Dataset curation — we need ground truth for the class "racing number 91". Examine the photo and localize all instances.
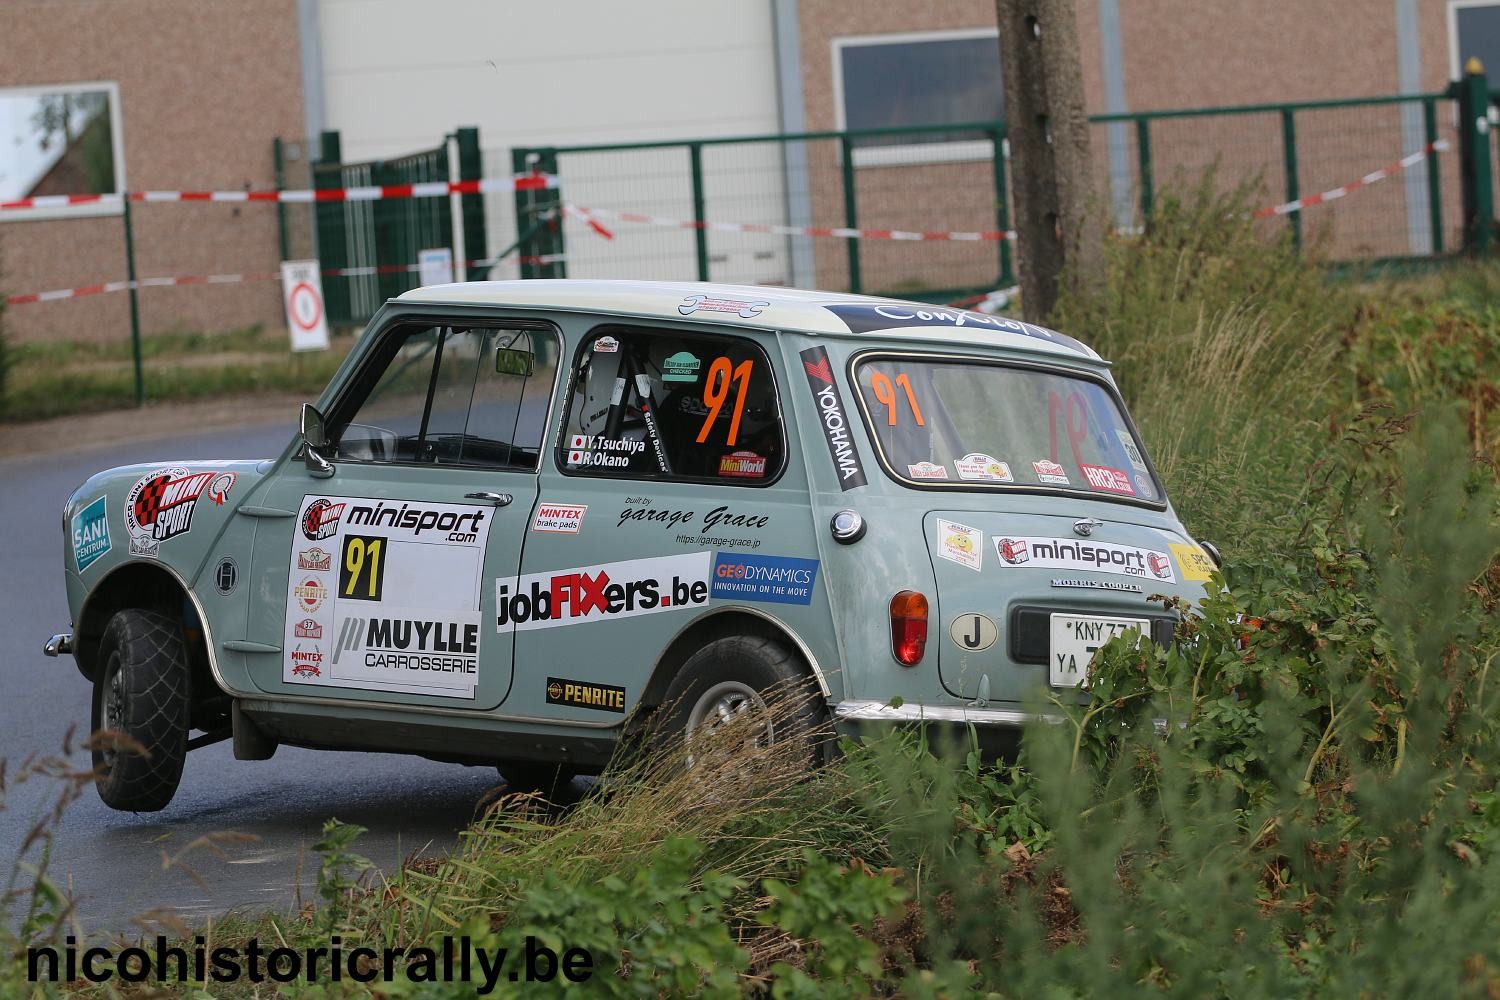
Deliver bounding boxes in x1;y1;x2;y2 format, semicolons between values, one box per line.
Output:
340;535;386;602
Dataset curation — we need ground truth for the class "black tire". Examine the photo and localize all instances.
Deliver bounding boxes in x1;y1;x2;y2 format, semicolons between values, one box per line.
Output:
495;760;576;796
90;609;190;812
659;635;826;768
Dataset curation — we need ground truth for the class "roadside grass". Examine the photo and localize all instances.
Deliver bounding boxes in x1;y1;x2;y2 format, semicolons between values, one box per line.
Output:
0;326;356;422
5;187;1500;995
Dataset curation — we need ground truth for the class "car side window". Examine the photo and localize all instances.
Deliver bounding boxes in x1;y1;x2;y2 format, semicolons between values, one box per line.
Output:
332;323;559;471
558;326;785;483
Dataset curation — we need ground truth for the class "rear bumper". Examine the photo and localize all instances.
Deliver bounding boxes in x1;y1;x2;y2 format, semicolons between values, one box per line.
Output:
42;633;73;657
833;699;1061;727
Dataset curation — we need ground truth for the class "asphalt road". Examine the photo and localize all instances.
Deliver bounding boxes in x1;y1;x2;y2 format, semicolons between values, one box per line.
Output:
1;416;524;936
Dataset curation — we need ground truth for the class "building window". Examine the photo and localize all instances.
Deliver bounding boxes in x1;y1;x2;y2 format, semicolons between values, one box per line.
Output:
1449;1;1500;78
0;82;124;220
833;29;1003;165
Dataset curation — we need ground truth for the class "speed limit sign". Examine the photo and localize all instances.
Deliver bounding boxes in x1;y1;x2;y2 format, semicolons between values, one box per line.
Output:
280;260;331;352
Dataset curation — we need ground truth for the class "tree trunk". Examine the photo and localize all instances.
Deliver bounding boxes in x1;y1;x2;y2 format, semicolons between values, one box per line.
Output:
995;0;1104;322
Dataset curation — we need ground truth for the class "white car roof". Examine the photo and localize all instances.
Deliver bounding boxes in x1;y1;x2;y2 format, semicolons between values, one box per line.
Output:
396;279;1102;362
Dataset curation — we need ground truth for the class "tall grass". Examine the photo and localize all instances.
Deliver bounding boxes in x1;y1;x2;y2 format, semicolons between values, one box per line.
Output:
1051;177;1353;552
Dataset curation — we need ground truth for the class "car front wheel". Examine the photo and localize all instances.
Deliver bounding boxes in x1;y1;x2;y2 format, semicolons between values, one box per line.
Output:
90;609;190;812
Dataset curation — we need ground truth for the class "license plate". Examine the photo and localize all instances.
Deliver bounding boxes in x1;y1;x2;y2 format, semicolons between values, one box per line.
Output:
1049;613;1151;688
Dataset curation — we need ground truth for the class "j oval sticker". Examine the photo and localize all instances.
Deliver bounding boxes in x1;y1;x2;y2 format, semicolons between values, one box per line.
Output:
949;613;998;652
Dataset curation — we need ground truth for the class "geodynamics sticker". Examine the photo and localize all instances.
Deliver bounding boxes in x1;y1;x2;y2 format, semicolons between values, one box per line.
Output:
710;553;820;605
993;535;1176;583
496;551;711;632
284;495;492;699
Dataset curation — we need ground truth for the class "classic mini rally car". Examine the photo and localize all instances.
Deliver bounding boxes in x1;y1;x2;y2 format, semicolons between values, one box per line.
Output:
47;280;1222;811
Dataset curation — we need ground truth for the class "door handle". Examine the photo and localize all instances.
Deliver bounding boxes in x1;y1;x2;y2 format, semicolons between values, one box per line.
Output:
464;491;514;507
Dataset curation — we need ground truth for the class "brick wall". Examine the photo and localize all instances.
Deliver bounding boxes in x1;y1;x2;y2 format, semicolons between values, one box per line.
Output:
1;0;305;344
795;0;1464;289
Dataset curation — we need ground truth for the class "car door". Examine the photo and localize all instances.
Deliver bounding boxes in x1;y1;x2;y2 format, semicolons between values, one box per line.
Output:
244;318;561;712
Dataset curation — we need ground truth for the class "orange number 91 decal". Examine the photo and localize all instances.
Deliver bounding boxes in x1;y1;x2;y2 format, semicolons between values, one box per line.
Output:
696;357;754;446
870;371;926;427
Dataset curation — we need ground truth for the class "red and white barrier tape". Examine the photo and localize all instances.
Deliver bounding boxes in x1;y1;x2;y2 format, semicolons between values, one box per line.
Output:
566;204;1011;242
0;173;556;213
2;142;1449;307
3;252;567;308
1252;140;1448;219
567;141;1449;243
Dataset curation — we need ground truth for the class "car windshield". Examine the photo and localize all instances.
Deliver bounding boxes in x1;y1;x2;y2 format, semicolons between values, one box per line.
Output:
852;355;1161;502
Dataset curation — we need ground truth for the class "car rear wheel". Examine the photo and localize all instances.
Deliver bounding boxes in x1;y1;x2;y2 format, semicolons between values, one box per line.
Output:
90;609;190;812
660;635;826;769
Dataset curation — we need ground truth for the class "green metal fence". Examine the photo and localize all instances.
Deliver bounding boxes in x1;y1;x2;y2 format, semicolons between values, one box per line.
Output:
503;91;1465;300
293;128;487;325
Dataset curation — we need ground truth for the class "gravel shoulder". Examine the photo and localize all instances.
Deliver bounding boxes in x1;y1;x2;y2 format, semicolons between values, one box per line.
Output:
0;394;308;460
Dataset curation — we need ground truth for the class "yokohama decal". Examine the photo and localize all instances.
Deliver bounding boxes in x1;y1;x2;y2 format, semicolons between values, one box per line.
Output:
799;346;867;490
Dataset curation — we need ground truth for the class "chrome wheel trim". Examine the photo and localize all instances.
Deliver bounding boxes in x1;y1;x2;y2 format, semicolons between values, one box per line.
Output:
683;681;774;766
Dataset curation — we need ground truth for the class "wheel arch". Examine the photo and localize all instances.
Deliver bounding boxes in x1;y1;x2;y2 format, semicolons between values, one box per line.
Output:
75;561;212;689
637;607;831;713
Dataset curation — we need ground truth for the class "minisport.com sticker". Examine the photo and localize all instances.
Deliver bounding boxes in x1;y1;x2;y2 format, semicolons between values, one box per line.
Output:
992;535;1176;583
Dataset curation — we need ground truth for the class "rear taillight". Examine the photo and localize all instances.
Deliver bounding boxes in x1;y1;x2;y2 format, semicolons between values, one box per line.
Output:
890;590;929;666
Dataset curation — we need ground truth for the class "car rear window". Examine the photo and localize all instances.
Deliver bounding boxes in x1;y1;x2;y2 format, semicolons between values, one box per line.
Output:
852;354;1161;502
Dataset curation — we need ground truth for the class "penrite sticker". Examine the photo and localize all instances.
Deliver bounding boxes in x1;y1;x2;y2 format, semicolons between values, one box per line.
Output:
496;551;711;632
294;577;328;612
711;552;820;605
71;496;111;573
936;519;983;571
123;467;222;557
800;346;867;490
532;503;588;534
546;676;627;713
994;535;1176;583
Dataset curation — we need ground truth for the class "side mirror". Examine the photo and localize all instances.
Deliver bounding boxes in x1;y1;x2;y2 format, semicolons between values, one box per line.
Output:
495;347;535;377
300;403;335;479
301;403;328;448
